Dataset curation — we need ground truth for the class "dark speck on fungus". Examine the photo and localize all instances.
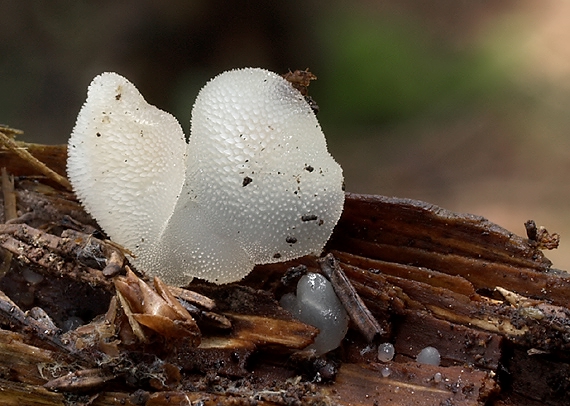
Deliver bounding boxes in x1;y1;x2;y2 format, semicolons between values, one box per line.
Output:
242;176;253;187
301;214;318;222
286;236;298;244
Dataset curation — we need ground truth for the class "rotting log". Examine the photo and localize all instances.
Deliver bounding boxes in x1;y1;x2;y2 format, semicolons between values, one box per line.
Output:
325;363;497;406
1;137;570;405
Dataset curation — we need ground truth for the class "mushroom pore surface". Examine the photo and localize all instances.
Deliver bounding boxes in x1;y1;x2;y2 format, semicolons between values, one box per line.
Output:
67;68;345;285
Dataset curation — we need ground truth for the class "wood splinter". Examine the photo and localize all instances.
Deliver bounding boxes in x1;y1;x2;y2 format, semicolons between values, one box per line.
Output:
524;219;560;250
319;253;384;342
0;128;72;190
1;167;17;276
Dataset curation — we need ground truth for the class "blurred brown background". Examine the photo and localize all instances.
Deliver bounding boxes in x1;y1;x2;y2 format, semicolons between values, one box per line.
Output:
2;1;570;269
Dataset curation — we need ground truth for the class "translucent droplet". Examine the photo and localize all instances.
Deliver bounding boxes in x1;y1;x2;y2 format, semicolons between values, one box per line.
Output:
377;342;395;362
416;346;441;366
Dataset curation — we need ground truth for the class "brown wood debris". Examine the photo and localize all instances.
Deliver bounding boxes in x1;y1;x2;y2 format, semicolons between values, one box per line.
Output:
282;68;317;95
282;69;319;113
0;126;70;190
319;253;384;342
326;362;497;406
1;136;570;405
525;219;561;250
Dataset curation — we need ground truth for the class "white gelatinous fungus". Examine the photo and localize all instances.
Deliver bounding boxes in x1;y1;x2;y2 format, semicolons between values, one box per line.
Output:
280;272;349;355
68;68;344;285
416;346;441;366
377;342;395;362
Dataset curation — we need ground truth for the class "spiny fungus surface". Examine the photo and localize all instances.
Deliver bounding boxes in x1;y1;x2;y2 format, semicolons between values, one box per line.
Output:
68;68;344;285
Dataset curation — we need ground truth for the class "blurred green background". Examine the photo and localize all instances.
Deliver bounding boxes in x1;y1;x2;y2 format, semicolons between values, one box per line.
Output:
2;1;570;269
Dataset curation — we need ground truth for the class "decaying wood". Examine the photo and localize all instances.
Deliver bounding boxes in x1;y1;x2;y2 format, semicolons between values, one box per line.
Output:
1;168;16;221
329;194;570;305
0;223;115;291
1;167;17;276
0;127;71;190
0;289;81;359
0;379;65;406
1;138;570;405
525;219;560;250
326;362;497;406
282;68;317;96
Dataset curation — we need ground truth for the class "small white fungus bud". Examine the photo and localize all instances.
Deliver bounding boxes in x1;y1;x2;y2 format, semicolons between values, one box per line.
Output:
416;346;441;366
280;272;349;355
377;342;395;362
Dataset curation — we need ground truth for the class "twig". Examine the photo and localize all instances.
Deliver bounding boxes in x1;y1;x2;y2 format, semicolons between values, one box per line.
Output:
1;168;17;220
43;368;116;392
0;128;72;190
0;224;114;291
1;168;17;276
319;253;384;342
0;288;87;363
524;219;560;250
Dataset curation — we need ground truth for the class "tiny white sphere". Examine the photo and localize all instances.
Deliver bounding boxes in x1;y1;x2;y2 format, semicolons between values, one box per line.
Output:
377;342;395;362
381;367;391;378
416;346;441;366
